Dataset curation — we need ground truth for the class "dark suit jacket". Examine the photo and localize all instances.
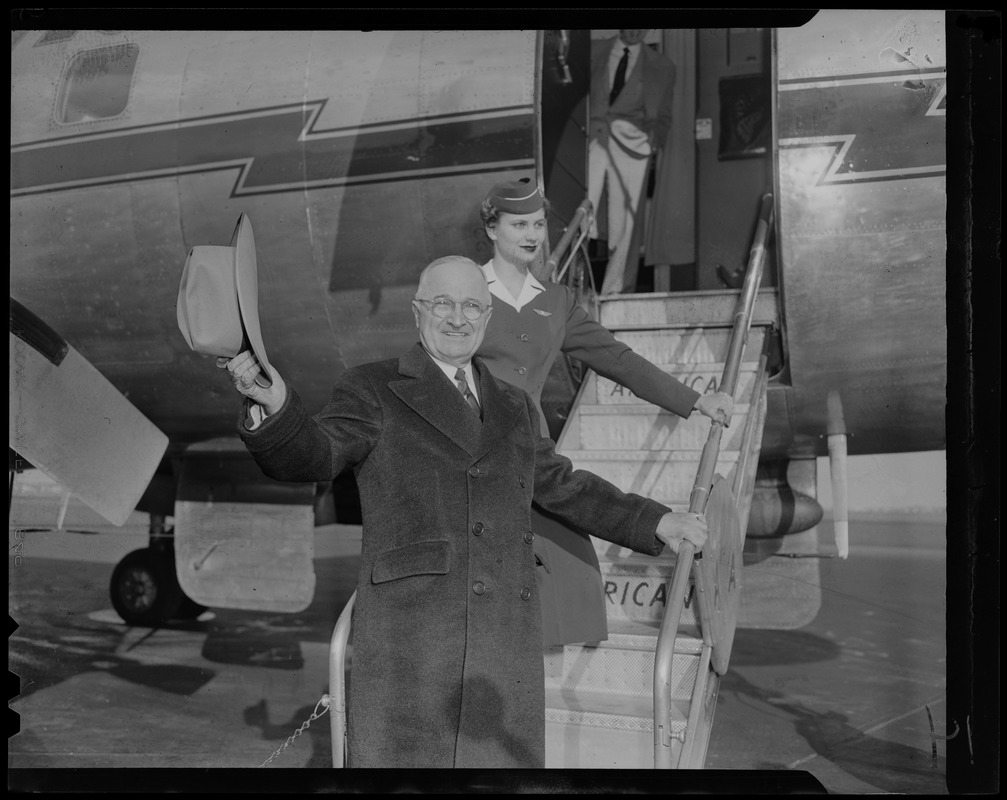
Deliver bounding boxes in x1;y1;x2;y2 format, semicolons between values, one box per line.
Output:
590;36;676;148
238;343;668;768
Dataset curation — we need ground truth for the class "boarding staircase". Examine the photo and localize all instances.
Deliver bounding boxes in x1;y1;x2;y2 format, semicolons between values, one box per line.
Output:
542;194;778;768
328;195;779;769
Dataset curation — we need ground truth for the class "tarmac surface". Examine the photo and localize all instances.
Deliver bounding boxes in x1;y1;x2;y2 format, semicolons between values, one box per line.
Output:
9;478;948;793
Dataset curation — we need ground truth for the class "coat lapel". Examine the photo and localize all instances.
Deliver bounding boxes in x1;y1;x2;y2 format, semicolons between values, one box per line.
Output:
472;357;525;462
389;344;482;456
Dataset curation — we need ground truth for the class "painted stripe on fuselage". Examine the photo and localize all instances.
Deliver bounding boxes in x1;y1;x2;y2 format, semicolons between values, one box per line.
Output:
778;70;946;185
10;101;536;197
778;67;947;92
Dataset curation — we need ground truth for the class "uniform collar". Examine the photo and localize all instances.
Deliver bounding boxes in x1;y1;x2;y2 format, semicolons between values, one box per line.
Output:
482;261;546;312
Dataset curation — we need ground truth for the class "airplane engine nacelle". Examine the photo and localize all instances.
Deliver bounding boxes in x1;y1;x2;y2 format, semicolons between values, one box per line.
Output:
746;486;824;538
744;460;824;538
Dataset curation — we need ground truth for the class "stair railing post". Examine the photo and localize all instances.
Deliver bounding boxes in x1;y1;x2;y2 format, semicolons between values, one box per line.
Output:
329;590;356;768
652;193;774;769
538;199;594;284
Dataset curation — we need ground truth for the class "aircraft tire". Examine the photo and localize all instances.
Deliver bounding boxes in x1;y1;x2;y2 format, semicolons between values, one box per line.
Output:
109;548;183;626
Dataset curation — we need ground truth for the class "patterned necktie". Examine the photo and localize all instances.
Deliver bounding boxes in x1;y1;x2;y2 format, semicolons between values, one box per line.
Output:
610;47;630;106
455;368;480;416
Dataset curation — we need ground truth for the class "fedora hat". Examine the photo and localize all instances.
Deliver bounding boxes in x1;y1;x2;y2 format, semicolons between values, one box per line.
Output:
177;213;273;387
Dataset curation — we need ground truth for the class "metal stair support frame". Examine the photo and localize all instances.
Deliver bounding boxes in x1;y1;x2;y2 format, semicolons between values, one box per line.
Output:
653;193;775;768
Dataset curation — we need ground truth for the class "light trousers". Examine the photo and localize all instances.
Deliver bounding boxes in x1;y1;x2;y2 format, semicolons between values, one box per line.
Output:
588;133;651;294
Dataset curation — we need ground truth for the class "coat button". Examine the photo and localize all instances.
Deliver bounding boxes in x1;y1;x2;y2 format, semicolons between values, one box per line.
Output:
468;466;480;478
472;522;484;536
473;581;486;595
524;530;534;544
520;587;531;601
517;367;527;375
519;333;529;342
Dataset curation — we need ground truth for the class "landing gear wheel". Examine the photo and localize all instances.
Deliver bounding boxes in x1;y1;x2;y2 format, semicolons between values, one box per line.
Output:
109;548;183;626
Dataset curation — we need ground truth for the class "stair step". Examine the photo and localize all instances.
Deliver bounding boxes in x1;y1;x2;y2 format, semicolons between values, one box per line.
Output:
591;367;758;406
545;635;702;700
604;616;662;641
559;450;739;500
597;288;780;330
545;688;680;769
577;403;752;416
545;714;668;769
598;329;762;367
571;404;753;452
542;622;700;654
545;687;690;729
600;620;703;654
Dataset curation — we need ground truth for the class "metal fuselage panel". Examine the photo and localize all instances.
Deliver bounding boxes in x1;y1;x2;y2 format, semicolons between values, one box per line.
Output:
767;11;947;458
11;30;539;447
12;24;948;463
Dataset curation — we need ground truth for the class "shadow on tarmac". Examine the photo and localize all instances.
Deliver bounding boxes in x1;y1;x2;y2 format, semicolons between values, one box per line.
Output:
721;669;946;793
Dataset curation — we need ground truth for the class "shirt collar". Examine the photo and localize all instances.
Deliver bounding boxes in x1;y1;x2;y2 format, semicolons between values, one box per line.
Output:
423;348;478;397
482;261;546;312
614;40;643;59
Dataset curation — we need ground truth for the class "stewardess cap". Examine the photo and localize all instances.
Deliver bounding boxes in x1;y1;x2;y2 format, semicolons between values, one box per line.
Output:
485;176;544;214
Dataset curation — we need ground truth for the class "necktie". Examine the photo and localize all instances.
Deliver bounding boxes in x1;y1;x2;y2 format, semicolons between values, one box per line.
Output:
610;47;629;106
455;368;480;416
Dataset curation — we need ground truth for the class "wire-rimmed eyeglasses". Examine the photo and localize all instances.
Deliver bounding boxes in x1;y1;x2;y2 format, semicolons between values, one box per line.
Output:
415;298;490;321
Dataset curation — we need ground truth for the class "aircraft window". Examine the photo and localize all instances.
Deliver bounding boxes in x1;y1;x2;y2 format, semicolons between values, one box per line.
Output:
36;30;77;45
56;43;138;124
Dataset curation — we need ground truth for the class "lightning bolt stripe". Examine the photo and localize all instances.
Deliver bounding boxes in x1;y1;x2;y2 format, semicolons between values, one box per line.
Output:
10;100;536;198
778;72;945;185
780;135;946;185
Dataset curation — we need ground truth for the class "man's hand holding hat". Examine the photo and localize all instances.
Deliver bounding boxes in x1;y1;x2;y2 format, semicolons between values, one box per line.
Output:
220;350;287;416
177;213;274;388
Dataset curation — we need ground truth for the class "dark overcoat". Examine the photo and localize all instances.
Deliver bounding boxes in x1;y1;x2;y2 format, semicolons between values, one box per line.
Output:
239;343;668;768
478;277;699;645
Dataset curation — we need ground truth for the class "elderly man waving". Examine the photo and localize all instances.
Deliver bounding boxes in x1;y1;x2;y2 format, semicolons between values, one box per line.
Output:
222;255;707;769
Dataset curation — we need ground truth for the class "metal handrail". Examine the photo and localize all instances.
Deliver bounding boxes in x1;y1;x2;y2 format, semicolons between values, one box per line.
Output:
329;590;356;768
731;348;771;539
652;192;775;769
537;199;594;285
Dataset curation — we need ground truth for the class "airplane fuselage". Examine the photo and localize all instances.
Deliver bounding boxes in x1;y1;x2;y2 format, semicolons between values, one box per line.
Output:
12;30;545;450
11;21;947;464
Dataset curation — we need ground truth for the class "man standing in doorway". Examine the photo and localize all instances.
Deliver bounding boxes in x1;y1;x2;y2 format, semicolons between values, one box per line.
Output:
588;29;676;295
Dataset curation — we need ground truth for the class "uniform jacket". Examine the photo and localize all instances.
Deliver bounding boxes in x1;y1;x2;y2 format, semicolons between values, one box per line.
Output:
238;343;669;768
478;278;699;431
589;36;676;149
478;277;699;645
